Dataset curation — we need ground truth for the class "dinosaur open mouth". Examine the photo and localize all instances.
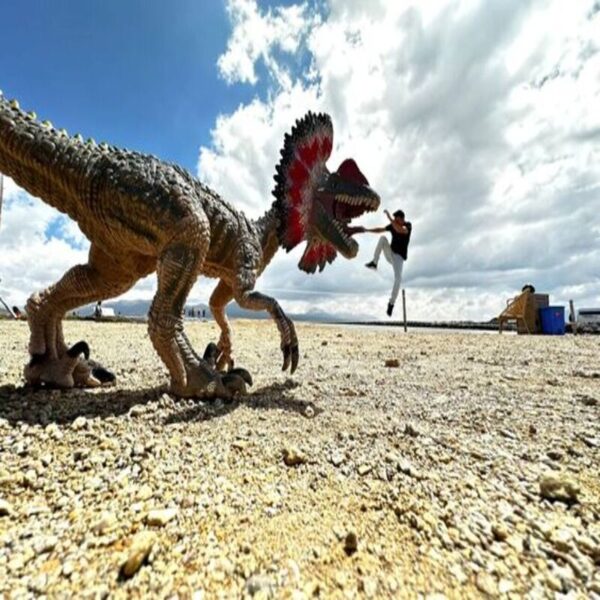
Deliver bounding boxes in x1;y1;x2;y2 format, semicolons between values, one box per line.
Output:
333;194;379;234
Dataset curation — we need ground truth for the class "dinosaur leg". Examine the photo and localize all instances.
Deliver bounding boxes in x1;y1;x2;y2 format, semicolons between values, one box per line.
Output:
24;246;141;388
149;240;248;399
209;280;235;370
205;279;253;386
234;275;299;374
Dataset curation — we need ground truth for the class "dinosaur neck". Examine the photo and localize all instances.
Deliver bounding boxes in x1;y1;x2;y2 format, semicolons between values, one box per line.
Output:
255;202;285;267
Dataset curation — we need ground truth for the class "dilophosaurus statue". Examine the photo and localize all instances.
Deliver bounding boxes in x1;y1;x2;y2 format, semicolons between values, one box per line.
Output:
0;92;379;398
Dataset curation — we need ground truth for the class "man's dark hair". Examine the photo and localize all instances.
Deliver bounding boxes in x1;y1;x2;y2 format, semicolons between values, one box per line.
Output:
393;209;405;219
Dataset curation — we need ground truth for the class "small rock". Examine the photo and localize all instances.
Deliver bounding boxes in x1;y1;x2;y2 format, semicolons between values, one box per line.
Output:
550;528;574;552
344;531;358;555
33;536;58;555
121;531;156;577
577;394;598;406
492;523;509;542
449;563;468;584
128;405;147;417
499;428;517;440
545;573;563;592
397;459;421;478
330;451;345;467
539;473;580;503
23;469;38;489
91;512;118;535
404;423;420;437
73;448;89;462
576;535;600;562
40;454;53;467
357;464;372;476
384;358;400;368
361;576;378;597
588;581;600;595
475;572;498;596
498;579;514;594
62;560;76;577
0;499;14;516
71;416;88;431
546;449;563;461
244;574;273;597
146;508;178;527
283;447;307;467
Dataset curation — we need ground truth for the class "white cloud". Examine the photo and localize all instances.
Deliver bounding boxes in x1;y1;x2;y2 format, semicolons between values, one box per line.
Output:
0;180;157;308
0;180;90;306
217;0;319;87
197;0;600;321
2;1;599;324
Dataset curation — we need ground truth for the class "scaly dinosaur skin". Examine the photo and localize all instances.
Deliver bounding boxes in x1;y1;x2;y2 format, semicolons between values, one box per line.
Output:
0;92;379;398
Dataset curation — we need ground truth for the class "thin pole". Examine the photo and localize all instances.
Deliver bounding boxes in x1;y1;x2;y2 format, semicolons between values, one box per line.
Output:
569;299;577;334
402;288;407;332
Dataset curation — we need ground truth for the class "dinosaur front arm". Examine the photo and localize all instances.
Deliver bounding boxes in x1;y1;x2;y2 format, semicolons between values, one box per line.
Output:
233;270;299;373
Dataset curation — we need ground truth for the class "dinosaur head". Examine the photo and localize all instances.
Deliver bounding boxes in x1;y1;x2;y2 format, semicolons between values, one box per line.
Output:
272;112;380;273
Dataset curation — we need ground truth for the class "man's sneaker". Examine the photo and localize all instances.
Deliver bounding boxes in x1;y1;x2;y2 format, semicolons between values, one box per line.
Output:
365;261;377;270
387;302;394;317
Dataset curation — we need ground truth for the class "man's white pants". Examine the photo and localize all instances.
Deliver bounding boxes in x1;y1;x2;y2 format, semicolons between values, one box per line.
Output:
373;236;404;305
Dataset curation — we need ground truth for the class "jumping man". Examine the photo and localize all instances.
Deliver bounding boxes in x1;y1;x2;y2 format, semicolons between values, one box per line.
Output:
364;209;412;317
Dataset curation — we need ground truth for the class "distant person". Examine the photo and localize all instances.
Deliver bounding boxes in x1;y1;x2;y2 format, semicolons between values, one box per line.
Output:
93;301;103;319
364;209;412;317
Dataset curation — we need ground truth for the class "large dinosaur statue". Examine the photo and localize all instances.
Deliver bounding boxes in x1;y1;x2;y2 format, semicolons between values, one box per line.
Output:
0;92;379;398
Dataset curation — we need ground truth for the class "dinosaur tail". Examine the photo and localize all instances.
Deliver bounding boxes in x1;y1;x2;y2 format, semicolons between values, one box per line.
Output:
0;91;95;219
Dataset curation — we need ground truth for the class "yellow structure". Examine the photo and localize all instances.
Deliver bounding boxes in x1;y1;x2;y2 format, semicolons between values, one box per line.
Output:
498;290;538;334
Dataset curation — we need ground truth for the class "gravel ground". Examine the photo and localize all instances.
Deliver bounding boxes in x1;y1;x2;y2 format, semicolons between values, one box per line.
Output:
0;319;599;599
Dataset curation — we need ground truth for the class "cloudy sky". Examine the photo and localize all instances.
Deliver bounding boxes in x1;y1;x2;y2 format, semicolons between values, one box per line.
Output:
1;0;599;321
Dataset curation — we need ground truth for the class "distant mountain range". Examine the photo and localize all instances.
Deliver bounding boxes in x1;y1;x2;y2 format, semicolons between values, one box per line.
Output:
72;299;348;323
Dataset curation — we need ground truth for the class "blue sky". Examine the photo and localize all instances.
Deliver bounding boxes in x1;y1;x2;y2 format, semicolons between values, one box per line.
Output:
1;1;599;321
1;0;256;170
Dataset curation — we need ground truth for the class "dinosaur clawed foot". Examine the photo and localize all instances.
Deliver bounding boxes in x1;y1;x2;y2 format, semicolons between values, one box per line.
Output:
169;344;252;400
169;343;252;400
203;342;253;387
282;343;299;374
24;340;117;389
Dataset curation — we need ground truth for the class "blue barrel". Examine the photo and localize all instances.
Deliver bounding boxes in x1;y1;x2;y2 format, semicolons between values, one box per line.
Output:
539;306;565;335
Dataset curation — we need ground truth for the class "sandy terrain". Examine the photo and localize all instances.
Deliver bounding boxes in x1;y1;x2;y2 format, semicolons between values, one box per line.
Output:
0;319;599;599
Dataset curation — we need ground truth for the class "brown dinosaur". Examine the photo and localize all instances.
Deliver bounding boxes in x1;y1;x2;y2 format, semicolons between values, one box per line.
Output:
0;92;380;398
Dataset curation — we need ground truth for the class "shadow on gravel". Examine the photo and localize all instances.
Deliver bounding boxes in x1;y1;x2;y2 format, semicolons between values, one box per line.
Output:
0;383;164;426
163;379;323;425
0;379;322;427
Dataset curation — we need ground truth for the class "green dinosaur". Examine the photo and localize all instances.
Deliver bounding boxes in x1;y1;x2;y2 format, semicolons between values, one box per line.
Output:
0;92;379;398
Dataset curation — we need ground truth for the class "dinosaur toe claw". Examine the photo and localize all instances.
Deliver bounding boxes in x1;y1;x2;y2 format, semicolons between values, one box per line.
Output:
290;344;299;374
221;372;247;396
282;345;291;371
228;367;253;386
